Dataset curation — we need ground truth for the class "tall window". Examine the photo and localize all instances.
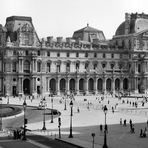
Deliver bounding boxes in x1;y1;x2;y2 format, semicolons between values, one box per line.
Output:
12;61;17;72
76;52;79;57
94;53;97;58
76;63;79;70
85;63;88;69
24;60;30;73
57;52;60;57
37;61;41;72
94;63;97;69
66;63;70;72
38;50;40;56
67;52;69;57
138;64;141;73
57;65;60;72
26;50;28;56
111;53;114;58
47;51;50;57
85;52;88;57
47;63;51;72
103;53;106;58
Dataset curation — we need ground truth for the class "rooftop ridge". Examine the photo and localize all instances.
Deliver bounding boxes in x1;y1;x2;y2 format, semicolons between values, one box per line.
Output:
6;16;32;22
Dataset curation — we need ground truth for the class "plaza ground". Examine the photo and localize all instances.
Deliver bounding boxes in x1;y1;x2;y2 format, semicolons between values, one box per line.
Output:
1;94;148;148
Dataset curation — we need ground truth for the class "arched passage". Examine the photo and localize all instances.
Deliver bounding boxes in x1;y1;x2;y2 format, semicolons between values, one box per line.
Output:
115;78;120;91
97;78;103;92
69;78;75;92
79;78;84;93
23;78;30;95
123;78;128;90
50;78;56;93
60;78;66;93
106;78;111;92
88;78;94;92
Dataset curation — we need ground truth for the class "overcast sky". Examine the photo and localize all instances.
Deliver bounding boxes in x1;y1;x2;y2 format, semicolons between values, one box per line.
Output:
0;0;148;39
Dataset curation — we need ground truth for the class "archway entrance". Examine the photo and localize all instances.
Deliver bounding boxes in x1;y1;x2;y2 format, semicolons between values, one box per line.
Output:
88;78;94;93
115;78;120;91
79;78;84;93
50;78;56;94
69;79;75;93
12;86;17;96
97;78;103;92
106;78;111;92
60;78;66;93
23;79;30;95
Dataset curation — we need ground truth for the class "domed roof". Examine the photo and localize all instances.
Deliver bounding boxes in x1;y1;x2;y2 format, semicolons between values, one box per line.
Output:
72;24;106;42
115;13;148;36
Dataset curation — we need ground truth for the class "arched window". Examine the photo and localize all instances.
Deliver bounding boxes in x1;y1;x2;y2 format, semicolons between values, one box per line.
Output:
24;60;30;73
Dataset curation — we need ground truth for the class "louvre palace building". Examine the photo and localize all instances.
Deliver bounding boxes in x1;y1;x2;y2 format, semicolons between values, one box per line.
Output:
0;12;148;97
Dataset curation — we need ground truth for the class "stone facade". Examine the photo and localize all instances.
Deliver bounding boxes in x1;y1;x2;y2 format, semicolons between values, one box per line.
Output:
0;13;148;97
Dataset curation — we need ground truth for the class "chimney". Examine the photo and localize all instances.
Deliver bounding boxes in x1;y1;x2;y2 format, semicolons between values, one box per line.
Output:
47;36;53;43
125;13;131;35
66;37;72;43
57;37;63;43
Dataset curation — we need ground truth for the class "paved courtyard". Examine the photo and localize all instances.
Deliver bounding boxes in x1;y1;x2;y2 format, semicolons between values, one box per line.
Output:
1;94;148;148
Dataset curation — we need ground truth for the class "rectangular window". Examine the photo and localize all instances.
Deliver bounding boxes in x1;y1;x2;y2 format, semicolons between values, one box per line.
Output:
85;52;88;57
67;52;69;57
38;50;40;56
57;52;60;57
47;63;50;72
47;51;50;57
76;52;79;57
103;53;106;58
111;54;114;58
94;53;97;58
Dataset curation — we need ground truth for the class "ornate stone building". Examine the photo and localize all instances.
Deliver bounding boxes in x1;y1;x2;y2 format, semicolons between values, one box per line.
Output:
0;13;148;97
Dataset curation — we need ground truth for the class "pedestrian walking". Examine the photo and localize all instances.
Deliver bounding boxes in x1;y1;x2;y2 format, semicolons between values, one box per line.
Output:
123;119;127;126
120;118;122;125
140;129;143;137
112;106;114;113
77;107;80;113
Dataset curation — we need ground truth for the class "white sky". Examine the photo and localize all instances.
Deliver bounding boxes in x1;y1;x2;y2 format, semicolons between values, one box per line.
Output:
0;0;148;39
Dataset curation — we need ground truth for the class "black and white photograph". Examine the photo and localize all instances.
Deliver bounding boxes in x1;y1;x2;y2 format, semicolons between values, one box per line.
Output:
0;0;148;147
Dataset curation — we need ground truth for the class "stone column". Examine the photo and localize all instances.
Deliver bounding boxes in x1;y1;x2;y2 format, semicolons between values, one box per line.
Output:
94;78;97;94
18;77;23;95
56;77;60;95
76;77;79;95
66;78;70;94
85;77;88;95
134;77;138;93
103;77;106;94
112;77;115;95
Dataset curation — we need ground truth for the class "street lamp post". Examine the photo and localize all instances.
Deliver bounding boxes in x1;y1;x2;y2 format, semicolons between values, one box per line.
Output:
51;95;53;123
0;98;2;131
64;93;67;110
69;100;73;138
58;117;61;138
103;105;108;148
22;99;27;140
42;97;47;130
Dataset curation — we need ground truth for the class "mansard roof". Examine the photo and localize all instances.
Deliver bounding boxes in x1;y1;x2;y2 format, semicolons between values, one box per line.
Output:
72;24;106;42
115;13;148;36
